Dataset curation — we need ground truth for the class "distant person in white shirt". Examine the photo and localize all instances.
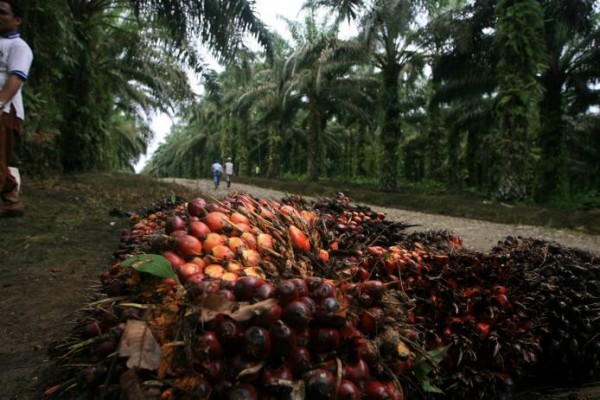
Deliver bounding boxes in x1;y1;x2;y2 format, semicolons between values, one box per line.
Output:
224;157;234;188
211;159;223;189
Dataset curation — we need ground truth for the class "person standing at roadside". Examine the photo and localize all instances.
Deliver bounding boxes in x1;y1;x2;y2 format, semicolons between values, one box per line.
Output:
0;0;33;218
211;159;223;189
224;157;234;188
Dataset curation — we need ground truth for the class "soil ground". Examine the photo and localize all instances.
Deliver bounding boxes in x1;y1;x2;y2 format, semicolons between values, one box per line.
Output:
0;173;598;400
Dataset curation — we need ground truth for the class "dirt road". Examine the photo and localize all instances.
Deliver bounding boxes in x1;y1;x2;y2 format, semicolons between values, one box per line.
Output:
167;178;600;253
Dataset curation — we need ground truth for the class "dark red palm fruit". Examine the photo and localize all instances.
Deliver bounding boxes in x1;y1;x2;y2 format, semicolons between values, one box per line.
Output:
195;280;221;295
361;280;385;302
304;369;336;399
316;296;345;328
359;307;385;337
295;327;311;348
287;346;312;377
217;289;236;302
227;383;258;400
339;318;362;342
384;381;404;400
354;337;379;367
255;282;276;300
337;379;361;400
254;303;282;328
212;380;234;399
191;378;212;399
310;327;341;354
270;320;297;357
243;326;272;361
311;281;338;301
364;380;387;400
229;354;261;383
261;362;294;389
300;295;317;315
165;215;186;234
216;318;244;350
188;198;208;217
305;277;324;292
205;357;225;381
233;276;266;301
290;278;309;298
342;358;370;384
195;331;223;360
274;280;300;305
282;300;313;329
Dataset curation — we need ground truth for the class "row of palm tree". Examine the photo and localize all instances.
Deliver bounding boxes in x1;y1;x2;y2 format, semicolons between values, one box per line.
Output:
17;1;599;205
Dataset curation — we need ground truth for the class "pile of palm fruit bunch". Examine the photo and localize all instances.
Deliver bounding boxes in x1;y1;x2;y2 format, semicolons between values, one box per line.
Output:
43;192;599;400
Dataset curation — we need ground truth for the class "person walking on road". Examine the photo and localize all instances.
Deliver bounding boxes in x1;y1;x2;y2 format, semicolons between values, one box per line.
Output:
211;159;223;189
224;157;234;188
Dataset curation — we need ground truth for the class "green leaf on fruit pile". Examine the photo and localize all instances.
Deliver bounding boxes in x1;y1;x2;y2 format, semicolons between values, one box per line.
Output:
414;345;449;394
122;254;179;282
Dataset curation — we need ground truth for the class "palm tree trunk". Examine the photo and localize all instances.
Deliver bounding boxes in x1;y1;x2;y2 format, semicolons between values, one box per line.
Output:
266;124;282;178
534;71;565;202
379;65;401;191
306;99;321;181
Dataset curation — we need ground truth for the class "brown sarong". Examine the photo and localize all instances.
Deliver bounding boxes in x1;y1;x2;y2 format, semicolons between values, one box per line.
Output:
0;106;23;194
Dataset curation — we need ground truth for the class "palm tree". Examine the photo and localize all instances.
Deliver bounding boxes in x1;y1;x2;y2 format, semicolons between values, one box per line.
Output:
533;0;599;202
494;0;546;201
285;6;368;181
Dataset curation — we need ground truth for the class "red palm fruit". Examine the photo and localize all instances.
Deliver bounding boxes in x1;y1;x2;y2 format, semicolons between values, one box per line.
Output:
240;232;257;250
189;256;206;269
279;204;298;216
287;346;311;377
274;280;299;305
188;221;211;239
337;379;361;400
165;215;186;234
178;262;201;280
243;326;271;361
300;295;317;315
230;212;250;225
220;272;239;286
162;251;185;272
204;211;231;233
241;249;261;266
305;369;336;399
203;264;225;279
187;198;208;217
318;249;330;262
211;245;235;261
233;276;265;301
227;236;247;255
203;232;227;253
195;331;223;360
289;225;311;252
226;261;244;274
177;234;203;257
311;327;341;354
364;380;388;400
343;358;370;384
282;300;312;329
270;320;297;356
217;289;236;301
256;233;274;254
305;276;323;292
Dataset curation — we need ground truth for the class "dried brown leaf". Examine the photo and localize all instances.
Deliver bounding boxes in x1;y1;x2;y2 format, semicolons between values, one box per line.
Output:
118;320;162;370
